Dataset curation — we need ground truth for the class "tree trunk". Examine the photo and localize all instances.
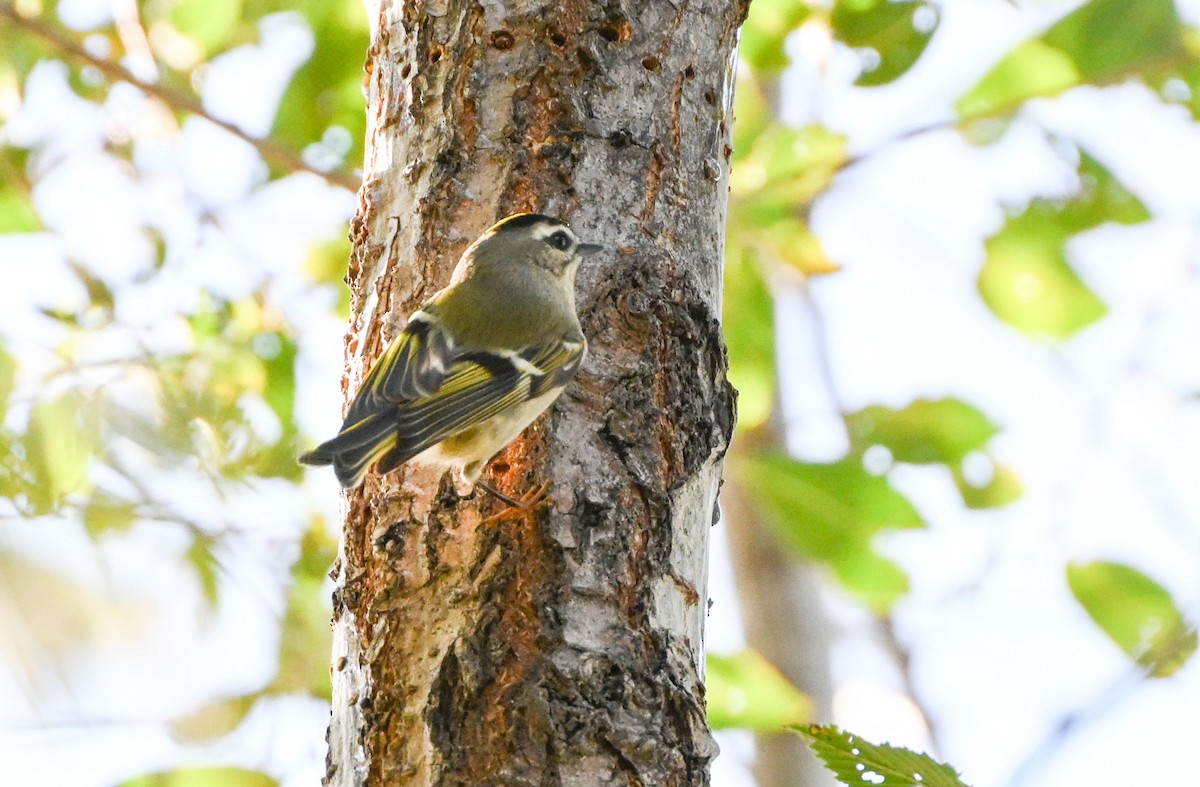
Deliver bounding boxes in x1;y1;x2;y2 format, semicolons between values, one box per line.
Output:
325;1;745;784
725;430;839;787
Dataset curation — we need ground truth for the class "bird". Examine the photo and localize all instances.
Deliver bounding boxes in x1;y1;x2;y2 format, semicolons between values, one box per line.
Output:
299;213;602;504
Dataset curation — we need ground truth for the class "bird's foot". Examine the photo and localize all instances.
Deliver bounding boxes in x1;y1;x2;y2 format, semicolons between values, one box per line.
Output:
477;480;552;522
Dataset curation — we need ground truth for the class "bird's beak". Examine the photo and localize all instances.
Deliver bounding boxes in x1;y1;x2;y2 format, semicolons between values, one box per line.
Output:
577;243;605;257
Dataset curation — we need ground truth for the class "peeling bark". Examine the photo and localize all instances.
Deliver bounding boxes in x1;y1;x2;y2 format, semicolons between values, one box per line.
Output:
325;1;746;784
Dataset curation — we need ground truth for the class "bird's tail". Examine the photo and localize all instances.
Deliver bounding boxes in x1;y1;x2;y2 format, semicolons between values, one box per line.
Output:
299;414;397;488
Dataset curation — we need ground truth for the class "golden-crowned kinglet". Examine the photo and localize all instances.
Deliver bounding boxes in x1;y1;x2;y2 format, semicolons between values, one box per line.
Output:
300;213;602;501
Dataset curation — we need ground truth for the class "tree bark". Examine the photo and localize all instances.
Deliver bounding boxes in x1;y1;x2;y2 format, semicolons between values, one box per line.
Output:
325;1;745;784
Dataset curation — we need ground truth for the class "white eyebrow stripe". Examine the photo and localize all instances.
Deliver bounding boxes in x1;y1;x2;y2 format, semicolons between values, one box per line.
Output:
530;222;575;242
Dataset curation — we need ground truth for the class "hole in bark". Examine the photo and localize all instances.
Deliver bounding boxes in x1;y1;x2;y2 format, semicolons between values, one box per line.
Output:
641;55;660;72
609;128;632;148
490;30;515;50
577;47;596;69
597;24;620;42
704;88;716;105
723;144;732;160
429;45;444;63
400;63;411;79
550;29;567;46
684;64;696;79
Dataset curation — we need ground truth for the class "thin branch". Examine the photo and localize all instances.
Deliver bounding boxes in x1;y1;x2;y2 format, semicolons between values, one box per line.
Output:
876;615;945;756
0;3;361;192
1003;668;1145;787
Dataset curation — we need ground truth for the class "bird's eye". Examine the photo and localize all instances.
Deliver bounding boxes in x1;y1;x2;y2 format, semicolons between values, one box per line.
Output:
547;230;571;251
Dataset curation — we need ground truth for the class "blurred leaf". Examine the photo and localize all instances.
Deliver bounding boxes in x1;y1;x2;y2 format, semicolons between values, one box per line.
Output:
82;494;139;537
122;766;277;787
1062;150;1151;229
760;216;839;275
730;124;847;209
68;260;116;313
171;0;246;54
731;70;774;157
188;537;220;606
952;460;1022;510
831;0;938;87
0;183;39;232
0;343;17;417
979;204;1106;339
303;234;351;289
798;724;972;787
730;121;845;278
1067;561;1198;677
740;0;812;71
707;649;814;730
257;331;296;427
25;390;99;511
0;24;56;94
848;398;999;465
958;0;1187;118
271;520;335;697
979;150;1147;340
264;0;368;171
734;453;922;610
723;245;775;431
169;694;256;742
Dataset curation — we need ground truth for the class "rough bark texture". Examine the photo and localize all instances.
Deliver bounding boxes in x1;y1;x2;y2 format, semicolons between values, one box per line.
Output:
325;1;745;784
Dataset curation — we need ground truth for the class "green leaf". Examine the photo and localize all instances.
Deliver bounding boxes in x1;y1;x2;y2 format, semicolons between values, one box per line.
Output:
270;520;336;698
847;398;999;466
740;0;812;71
1067;561;1198;677
82;494;139;537
121;766;277;787
0;183;39;232
979;204;1106;339
734;453;922;610
958;0;1186;118
168;695;257;742
257;331;297;428
729;121;845;277
0;343;17;418
723;245;775;431
188;537;221;606
951;461;1022;510
171;0;246;54
798;724;972;787
25;390;99;511
266;0;369;171
831;0;938;87
730;125;847;209
1061;151;1151;229
978;150;1147;340
731;70;774;157
707;650;814;731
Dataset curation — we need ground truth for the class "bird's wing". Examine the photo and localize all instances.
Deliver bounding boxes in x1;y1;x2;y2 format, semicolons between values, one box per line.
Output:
373;334;587;474
302;329;585;487
342;309;454;427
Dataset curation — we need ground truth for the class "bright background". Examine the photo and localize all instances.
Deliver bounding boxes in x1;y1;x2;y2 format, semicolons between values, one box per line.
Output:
1;0;1198;785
